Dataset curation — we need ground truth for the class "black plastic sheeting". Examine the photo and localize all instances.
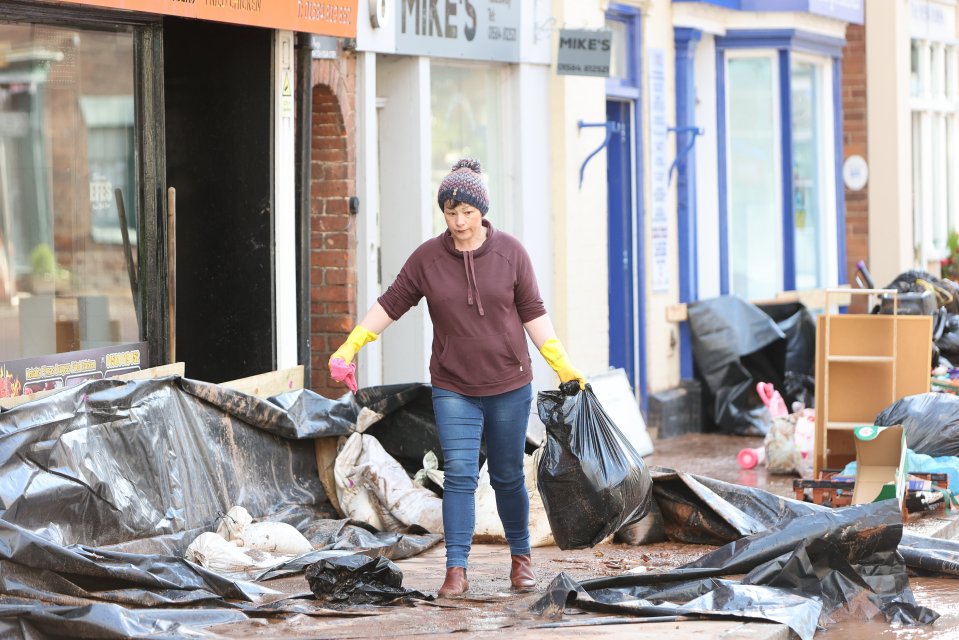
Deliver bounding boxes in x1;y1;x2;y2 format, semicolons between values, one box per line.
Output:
687;297;786;435
0;376;334;555
0;602;248;640
874;393;959;458
0;376;443;638
532;498;938;640
648;469;959;577
305;554;433;605
537;383;652;549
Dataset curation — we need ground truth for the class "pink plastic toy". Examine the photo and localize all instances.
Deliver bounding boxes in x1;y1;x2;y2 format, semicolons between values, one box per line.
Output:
329;357;358;393
737;447;766;470
756;382;788;418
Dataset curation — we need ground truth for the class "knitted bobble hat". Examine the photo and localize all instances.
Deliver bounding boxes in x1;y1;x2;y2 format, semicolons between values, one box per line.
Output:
437;158;490;215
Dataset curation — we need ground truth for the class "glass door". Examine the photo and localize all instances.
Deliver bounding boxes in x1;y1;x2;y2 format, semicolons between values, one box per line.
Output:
791;59;828;290
725;53;782;300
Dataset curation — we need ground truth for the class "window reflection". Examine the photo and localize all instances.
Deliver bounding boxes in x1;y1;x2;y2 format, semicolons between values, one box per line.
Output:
0;23;138;362
430;62;507;234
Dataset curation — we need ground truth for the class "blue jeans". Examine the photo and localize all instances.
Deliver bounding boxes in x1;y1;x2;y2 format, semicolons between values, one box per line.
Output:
432;384;533;569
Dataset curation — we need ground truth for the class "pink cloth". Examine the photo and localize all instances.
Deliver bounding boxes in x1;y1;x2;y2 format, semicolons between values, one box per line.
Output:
329;358;357;393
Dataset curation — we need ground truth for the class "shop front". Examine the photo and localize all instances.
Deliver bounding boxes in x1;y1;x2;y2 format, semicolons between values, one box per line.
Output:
0;0;356;397
351;1;554;389
671;0;862;376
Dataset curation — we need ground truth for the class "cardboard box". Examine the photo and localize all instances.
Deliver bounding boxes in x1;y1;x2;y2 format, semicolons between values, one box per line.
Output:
851;425;907;506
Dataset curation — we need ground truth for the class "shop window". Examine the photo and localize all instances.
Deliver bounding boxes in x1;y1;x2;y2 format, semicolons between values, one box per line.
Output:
0;23;138;361
430;62;510;234
910;39;959;262
606;18;630;83
719;38;839;299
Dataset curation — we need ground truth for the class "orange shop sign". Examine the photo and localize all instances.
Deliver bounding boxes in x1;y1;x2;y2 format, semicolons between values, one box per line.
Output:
54;0;358;37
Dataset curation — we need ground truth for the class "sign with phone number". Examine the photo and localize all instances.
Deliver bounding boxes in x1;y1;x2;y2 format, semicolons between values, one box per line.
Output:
50;0;358;37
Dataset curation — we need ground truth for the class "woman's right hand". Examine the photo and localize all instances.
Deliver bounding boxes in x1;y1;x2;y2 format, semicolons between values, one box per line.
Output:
329;326;379;392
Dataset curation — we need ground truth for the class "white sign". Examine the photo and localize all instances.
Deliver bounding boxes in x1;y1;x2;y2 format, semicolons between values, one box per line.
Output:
648;48;670;294
556;29;612;77
842;154;869;191
397;0;521;62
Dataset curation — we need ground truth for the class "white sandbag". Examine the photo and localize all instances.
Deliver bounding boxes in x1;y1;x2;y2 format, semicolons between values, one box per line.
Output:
358;454;444;533
235;522;313;555
215;505;253;541
213;505;312;555
474;450;553;548
333;432;403;532
185;532;255;573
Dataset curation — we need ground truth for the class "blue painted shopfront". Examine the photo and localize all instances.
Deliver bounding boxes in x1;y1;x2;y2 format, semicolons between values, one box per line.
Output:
672;1;862;378
606;4;648;411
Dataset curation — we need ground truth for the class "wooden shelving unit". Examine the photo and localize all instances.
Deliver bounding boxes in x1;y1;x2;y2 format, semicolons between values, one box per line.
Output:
813;289;933;476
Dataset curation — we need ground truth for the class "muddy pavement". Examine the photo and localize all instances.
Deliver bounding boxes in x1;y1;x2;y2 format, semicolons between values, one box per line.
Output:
206;541;789;639
203;431;959;639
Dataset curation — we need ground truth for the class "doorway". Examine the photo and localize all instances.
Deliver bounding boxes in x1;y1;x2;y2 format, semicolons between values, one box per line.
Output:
606;99;645;406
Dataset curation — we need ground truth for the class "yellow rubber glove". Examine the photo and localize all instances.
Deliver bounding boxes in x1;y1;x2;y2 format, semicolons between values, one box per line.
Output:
539;338;586;389
330;325;379;365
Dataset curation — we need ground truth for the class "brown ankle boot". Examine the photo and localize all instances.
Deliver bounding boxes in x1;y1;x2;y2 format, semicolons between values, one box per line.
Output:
510;554;536;591
438;566;469;597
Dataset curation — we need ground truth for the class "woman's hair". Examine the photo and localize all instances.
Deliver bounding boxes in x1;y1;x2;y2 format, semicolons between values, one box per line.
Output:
443;199;469;211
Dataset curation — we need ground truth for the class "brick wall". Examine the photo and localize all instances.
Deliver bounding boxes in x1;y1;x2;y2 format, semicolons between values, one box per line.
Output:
309;54;357;399
842;23;869;311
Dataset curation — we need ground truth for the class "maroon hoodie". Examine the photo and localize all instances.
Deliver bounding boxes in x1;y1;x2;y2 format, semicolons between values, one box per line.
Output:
378;220;546;396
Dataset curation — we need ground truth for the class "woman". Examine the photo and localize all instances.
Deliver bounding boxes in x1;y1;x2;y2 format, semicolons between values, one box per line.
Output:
328;158;585;597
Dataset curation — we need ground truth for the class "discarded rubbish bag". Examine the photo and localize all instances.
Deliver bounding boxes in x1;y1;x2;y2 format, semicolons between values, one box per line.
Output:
537;382;652;549
764;409;815;476
305;554;432;605
532;500;938;640
687;296;787;435
756;301;816;378
648;468;959;577
335;432;444;533
874;393;959;457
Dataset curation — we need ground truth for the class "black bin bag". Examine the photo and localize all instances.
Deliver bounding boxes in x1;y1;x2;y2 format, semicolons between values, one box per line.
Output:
536;382;653;550
875;392;959;458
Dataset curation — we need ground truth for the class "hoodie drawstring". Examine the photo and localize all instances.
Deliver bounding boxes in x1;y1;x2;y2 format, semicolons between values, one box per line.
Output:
463;250;485;317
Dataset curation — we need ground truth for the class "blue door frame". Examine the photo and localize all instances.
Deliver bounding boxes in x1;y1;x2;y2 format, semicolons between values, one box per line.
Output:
606;4;647;412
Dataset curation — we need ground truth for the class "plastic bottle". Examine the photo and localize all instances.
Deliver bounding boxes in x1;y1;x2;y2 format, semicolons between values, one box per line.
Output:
737;447;766;470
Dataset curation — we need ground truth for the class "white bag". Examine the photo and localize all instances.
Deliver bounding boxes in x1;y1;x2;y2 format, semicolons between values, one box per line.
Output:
215;505;313;555
473;449;553;548
333;433;405;532
358;455;444;533
413;451;445;489
236;522;312;555
215;505;253;540
185;532;256;573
